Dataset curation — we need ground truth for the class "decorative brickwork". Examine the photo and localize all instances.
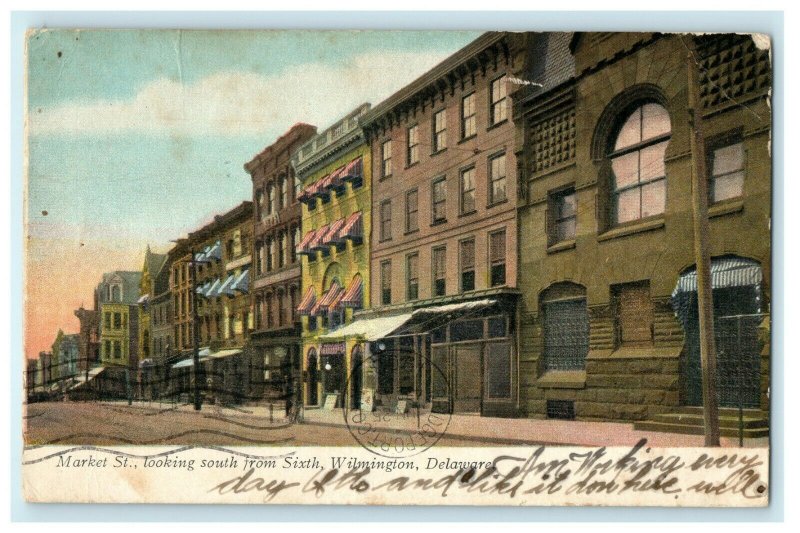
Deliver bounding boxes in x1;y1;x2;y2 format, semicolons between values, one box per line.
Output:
698;35;771;109
530;107;576;174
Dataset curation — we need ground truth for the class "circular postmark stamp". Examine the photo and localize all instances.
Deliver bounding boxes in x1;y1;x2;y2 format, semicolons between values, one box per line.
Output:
343;344;452;458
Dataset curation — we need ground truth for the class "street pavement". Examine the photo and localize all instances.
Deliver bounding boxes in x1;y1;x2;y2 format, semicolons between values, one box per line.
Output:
24;400;768;448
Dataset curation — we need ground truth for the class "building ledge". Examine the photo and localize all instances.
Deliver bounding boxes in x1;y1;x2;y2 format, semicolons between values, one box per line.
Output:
598;217;665;242
709;198;744;219
587;345;682;360
547;239;576;254
536;370;586;389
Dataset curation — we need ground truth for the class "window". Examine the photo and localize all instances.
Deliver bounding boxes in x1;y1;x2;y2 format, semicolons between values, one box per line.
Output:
612;281;654;348
433;109;447;152
233;229;242;257
267;182;276;214
542;283;589;370
381;140;392;178
291;226;300;264
461;93;476;139
405;189;418;233
278;177;286;211
490;76;508;125
278;231;286;268
111;285;121;302
104;340;111;359
255;295;262;329
266;237;274;272
406;253;419;301
113;312;122;329
407;125;419;166
609;103;670;224
489;229;506;287
255;241;263;275
460;166;476;214
710;141;745;203
549;188;577;245
256;189;264;221
486;342;512;398
460;238;475;292
432;177;447;223
380;260;392;305
379;200;392;241
113;341;122;360
489;153;507;204
432;246;447;297
104;312;111;329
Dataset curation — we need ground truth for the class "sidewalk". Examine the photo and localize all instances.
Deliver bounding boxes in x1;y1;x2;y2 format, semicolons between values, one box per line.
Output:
298;406;769;449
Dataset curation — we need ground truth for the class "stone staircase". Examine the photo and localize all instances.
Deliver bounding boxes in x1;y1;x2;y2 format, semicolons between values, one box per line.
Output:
634;407;769;438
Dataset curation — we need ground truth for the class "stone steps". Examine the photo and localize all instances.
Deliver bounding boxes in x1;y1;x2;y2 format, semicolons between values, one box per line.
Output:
634;407;769;438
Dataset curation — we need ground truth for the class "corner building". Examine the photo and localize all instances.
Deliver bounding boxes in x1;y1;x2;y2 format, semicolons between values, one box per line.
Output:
515;32;771;435
356;32;561;416
293;104;372;409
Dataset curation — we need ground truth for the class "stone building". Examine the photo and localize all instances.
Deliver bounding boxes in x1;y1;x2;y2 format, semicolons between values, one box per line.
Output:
514;32;771;435
74;306;99;374
245;123;317;403
170;201;254;405
149;247;176;398
356;32;554;416
293;104;371;410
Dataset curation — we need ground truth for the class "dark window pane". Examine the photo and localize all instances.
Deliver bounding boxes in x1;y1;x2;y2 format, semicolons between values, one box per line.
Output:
490;263;506;287
543;299;589;370
430;326;446;344
450;319;483;342
461;271;475;292
486;342;511;398
434;278;446;297
488;317;507;338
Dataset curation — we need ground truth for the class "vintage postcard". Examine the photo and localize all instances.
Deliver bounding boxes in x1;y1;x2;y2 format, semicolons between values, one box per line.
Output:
22;29;772;506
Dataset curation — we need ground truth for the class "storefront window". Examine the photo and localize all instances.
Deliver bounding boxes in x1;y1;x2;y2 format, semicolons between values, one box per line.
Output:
450;319;483;342
486;342;512;398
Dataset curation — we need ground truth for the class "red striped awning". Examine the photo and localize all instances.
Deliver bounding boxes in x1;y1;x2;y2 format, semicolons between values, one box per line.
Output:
328;166;347;190
341;157;363;181
327;287;345;311
309;224;330;250
323;218;345;245
297;286;316;315
320;342;346;355
340;276;363;308
340;211;363;240
297;228;318;255
317;280;342;308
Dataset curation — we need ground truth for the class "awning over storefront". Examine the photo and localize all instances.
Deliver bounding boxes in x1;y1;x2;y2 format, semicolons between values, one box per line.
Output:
230;269;250;293
672;257;762;296
297;286;316;315
411;298;497;316
137;294;150;304
208;349;242;361
318;313;413;341
340;276;363;308
320;342;346;355
171;347;212;368
68;366;107;389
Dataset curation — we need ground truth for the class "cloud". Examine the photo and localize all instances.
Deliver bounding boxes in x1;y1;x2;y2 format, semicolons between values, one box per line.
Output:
29;50;451;137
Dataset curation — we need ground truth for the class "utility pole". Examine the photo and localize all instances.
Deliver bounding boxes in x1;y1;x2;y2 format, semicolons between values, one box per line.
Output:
189;248;203;411
687;39;721;446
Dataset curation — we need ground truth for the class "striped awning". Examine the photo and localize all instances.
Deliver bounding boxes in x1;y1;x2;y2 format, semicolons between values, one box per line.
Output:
327;166;347;190
206;241;222;261
311;281;342;316
218;274;237;297
204;278;222;298
672;257;762;296
230;269;250;293
340;276;363;308
297;228;318;255
323;218;345;245
340;211;363;241
320;342;346;355
341;157;363;181
297;286;316;315
309;223;330;250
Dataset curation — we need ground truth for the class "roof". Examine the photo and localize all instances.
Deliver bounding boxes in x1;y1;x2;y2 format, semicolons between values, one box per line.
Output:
144;246;168;280
362;32;506;126
244;122;318;175
98;271;142;305
514;32;576;109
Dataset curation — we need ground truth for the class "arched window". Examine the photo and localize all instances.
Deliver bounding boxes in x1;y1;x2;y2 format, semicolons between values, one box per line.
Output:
540;282;589;371
609;103;670;225
110;284;121;302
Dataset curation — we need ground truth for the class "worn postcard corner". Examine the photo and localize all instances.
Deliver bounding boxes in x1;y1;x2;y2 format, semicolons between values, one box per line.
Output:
23;28;772;507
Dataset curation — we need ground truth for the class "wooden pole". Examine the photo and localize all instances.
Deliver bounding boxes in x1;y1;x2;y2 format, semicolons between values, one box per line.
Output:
687;39;721;446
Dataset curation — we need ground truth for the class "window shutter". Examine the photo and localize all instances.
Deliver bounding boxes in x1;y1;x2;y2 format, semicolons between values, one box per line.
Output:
489;230;506;264
460;240;475;271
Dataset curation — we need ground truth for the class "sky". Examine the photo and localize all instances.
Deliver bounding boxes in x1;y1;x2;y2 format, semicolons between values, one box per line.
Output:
25;29;481;359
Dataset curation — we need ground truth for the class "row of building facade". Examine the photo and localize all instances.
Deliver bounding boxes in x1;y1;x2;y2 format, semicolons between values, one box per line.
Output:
31;32;772;431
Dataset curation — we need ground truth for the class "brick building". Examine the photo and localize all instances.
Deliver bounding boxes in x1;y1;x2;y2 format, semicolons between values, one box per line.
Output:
356;32;552;416
245;123;317;402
